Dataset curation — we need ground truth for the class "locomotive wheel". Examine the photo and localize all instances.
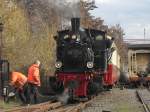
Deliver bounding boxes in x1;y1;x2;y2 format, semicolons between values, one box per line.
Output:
93;76;104;92
68;89;76;103
87;82;99;96
49;77;64;94
109;85;113;89
147;81;150;88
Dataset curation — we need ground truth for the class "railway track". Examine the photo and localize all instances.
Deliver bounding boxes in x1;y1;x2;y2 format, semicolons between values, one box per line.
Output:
5;101;61;112
5;97;94;112
136;89;150;112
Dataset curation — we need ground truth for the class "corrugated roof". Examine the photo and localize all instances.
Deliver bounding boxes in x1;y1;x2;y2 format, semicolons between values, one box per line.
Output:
128;44;150;50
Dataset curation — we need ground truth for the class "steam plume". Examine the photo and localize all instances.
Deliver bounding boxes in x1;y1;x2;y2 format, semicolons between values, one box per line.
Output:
48;0;80;18
18;0;81;35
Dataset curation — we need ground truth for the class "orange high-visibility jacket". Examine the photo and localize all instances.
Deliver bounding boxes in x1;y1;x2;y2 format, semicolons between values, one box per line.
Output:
27;64;41;86
10;72;27;89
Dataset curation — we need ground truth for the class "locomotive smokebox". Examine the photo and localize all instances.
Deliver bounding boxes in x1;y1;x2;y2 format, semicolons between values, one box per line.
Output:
71;18;80;33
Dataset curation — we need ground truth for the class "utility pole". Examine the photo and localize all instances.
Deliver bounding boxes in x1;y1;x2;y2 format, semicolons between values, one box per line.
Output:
144;28;146;41
0;19;4;60
0;18;3;96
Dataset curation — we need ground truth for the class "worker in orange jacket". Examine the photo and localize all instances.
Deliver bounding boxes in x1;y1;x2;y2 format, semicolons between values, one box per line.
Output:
9;72;29;104
27;60;41;104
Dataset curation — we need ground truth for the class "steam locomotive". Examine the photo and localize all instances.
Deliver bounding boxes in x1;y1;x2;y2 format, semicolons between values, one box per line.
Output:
50;18;117;100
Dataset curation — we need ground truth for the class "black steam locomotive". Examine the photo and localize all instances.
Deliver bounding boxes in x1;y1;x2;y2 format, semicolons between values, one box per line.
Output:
51;18;114;99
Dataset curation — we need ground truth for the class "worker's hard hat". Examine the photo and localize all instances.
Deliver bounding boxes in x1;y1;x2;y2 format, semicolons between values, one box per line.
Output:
35;60;40;65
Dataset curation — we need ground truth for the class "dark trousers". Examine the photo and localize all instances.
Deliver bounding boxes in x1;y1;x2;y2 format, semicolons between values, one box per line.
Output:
17;83;29;104
28;83;39;104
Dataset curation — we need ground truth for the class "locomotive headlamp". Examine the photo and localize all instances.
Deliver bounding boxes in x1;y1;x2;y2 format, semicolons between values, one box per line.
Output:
72;35;76;39
87;62;93;68
55;61;62;68
64;35;69;39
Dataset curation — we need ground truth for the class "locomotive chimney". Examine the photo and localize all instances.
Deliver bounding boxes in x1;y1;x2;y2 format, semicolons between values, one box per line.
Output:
71;18;80;33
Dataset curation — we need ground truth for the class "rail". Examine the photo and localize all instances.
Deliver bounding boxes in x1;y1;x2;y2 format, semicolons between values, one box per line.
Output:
136;89;150;112
5;97;94;112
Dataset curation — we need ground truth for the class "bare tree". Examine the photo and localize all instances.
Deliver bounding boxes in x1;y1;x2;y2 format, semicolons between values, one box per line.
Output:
108;24;128;69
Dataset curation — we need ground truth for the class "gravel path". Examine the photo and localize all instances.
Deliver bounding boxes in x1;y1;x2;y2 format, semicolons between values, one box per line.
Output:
82;88;144;112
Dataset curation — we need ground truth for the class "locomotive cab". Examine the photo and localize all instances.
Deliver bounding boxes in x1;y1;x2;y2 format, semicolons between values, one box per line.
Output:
86;29;114;74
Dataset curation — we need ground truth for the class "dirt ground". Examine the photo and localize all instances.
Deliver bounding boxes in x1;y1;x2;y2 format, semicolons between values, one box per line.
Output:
0;97;20;111
0;94;54;111
83;88;144;112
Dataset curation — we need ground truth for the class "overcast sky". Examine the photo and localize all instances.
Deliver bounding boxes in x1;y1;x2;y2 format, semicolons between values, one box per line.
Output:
90;0;150;39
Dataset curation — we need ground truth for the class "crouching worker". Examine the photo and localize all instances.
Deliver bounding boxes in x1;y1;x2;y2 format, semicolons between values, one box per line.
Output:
9;72;29;104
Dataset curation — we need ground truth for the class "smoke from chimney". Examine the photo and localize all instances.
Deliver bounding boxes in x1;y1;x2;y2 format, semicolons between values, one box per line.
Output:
48;0;80;18
19;0;81;34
